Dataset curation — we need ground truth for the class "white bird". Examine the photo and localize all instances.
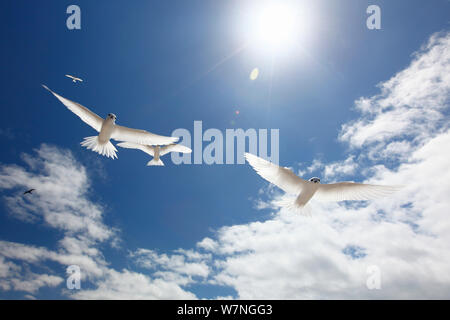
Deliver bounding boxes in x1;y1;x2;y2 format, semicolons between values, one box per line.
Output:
65;75;83;83
117;142;192;166
245;153;402;214
42;85;178;159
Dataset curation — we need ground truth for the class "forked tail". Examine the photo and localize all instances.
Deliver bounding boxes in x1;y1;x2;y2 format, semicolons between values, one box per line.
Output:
80;136;118;159
147;158;164;166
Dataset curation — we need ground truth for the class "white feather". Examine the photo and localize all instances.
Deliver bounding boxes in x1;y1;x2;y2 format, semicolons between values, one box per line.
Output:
116;141;154;156
314;182;403;202
245;152;307;195
42;85;103;132
160;144;192;156
81;136;118;159
111;125;178;146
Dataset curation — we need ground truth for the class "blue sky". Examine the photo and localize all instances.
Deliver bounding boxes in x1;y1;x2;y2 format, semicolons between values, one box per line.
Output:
1;0;450;299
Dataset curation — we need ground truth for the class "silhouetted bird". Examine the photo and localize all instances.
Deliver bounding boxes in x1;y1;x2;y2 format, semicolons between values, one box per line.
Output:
23;189;35;195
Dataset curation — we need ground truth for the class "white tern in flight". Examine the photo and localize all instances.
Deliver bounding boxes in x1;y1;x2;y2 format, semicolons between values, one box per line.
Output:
245;153;402;214
42;85;178;159
65;75;83;83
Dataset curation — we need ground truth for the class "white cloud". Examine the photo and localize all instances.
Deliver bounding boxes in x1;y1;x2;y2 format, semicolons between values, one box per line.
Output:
0;252;64;294
295;157;358;181
0;144;113;241
339;31;450;151
0;145;197;299
197;237;219;252
323;156;358;180
10;273;64;294
131;248;210;278
71;269;196;300
174;248;212;261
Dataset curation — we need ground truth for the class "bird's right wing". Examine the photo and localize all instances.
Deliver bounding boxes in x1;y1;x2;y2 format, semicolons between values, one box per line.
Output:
160;144;192;156
42;85;103;132
245;153;308;195
116;142;154;156
314;182;403;202
65;75;75;79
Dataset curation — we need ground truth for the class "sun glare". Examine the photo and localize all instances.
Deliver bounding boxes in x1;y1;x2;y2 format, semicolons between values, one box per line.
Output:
249;2;302;54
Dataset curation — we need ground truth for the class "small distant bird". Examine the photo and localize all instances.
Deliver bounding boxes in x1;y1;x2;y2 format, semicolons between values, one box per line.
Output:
117;142;192;166
23;189;35;195
42;85;178;159
245;153;402;214
65;75;83;83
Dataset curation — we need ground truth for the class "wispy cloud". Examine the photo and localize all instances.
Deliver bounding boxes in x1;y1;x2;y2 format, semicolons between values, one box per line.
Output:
0;144;196;299
339;31;450;152
130;248;210;279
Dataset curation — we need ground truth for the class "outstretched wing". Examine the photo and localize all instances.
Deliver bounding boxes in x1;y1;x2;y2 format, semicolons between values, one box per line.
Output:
245;153;308;195
116;142;154;156
42;85;103;132
314;182;403;202
111;125;178;146
65;75;75;80
160;144;192;156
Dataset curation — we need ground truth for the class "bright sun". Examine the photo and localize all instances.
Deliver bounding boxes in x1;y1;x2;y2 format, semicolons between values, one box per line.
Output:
250;2;301;53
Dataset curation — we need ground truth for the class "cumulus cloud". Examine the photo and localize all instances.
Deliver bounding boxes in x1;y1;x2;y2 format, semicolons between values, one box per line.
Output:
72;269;196;300
130;248;210;279
298;157;359;181
0;253;63;294
10;273;64;294
197;238;219;252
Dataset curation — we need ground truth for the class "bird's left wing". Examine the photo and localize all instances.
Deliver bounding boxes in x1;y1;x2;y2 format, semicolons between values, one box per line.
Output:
42;85;103;132
111;125;178;146
245;153;308;195
314;182;403;202
160;144;192;156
